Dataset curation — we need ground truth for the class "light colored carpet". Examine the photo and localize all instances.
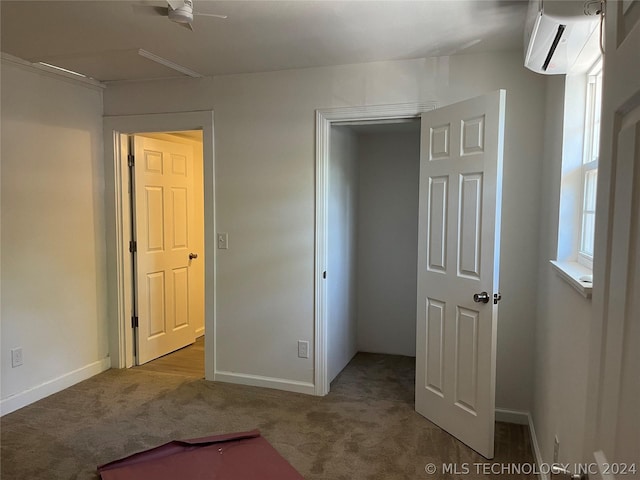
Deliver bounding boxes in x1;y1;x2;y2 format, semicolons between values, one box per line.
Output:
1;353;534;479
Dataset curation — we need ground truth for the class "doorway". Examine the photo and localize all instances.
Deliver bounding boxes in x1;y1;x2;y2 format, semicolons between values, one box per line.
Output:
313;102;435;395
103;110;215;379
129;131;205;372
316;93;506;459
326;120;421;384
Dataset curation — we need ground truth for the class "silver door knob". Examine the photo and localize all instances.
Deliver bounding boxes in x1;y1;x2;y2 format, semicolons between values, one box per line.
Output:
473;291;490;303
189;253;198;260
551;464;587;480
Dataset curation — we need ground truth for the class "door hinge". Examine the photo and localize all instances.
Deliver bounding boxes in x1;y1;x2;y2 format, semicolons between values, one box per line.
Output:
127;154;135;167
131;316;139;328
129;240;137;253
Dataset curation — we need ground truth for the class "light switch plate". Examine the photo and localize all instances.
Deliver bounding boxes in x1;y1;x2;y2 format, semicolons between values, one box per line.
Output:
217;233;228;249
298;340;309;359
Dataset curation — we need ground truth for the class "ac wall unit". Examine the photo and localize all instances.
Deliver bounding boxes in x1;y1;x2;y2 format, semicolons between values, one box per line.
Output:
524;0;600;75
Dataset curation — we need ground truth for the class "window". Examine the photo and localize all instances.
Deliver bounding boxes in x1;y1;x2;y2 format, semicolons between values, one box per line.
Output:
578;61;602;269
551;55;602;297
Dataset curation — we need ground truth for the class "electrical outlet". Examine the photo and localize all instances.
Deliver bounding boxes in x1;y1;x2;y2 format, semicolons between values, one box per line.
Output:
553;435;560;464
217;233;228;250
11;347;23;368
298;340;309;359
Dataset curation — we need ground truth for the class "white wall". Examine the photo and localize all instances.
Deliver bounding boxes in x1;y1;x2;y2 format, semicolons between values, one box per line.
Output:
104;52;546;411
1;59;109;414
327;126;359;382
356;130;420;357
532;76;593;466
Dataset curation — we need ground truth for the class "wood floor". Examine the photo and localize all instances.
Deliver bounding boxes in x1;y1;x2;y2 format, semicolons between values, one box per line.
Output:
135;335;205;377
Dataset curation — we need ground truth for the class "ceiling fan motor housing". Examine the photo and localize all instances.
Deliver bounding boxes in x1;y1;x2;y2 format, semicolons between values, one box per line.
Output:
168;0;193;23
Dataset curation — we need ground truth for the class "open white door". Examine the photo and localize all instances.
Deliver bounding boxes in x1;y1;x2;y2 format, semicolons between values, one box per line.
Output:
133;135;198;364
415;90;505;459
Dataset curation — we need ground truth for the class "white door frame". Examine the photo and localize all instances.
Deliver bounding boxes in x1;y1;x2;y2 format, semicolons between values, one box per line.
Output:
314;102;436;395
103;111;216;379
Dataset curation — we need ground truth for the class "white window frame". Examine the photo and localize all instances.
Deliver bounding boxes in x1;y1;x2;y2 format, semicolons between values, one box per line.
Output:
552;53;602;298
578;60;603;270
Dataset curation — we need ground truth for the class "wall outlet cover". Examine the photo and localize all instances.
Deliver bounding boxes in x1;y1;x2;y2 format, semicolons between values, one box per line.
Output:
11;347;23;368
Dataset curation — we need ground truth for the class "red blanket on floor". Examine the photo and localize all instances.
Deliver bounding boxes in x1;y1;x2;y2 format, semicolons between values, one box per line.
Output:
98;430;304;480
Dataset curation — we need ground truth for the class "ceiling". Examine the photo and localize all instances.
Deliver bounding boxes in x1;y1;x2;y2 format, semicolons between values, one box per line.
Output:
0;1;529;83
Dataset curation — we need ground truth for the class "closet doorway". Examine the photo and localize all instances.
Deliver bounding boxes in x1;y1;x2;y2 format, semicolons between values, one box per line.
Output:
326;119;421;384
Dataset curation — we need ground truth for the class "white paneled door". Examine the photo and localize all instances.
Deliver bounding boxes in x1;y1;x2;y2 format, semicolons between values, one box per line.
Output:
415;90;505;459
133;135;197;364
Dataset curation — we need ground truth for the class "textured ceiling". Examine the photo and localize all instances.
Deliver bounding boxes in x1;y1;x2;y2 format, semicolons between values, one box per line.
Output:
0;1;529;82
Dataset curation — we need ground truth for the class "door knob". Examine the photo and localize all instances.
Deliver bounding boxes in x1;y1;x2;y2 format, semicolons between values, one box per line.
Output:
473;291;490;303
189;253;198;260
551;464;587;480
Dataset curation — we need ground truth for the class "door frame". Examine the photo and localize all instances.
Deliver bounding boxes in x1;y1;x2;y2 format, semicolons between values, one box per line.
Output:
314;102;436;395
103;111;216;379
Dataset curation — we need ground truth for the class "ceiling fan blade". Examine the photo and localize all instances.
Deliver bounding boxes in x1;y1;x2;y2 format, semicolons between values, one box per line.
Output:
132;5;170;16
193;12;228;19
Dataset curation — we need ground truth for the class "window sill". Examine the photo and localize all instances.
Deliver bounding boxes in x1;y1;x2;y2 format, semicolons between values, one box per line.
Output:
550;260;593;299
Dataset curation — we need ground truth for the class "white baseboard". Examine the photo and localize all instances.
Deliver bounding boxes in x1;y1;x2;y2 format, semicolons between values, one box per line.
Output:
528;414;549;480
496;408;530;425
214;371;316;395
0;357;111;416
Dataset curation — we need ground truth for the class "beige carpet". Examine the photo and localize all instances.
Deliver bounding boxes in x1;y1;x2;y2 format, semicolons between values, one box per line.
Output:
1;353;535;479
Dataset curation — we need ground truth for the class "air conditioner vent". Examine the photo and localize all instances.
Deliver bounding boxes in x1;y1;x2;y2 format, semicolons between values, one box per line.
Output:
524;0;599;75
